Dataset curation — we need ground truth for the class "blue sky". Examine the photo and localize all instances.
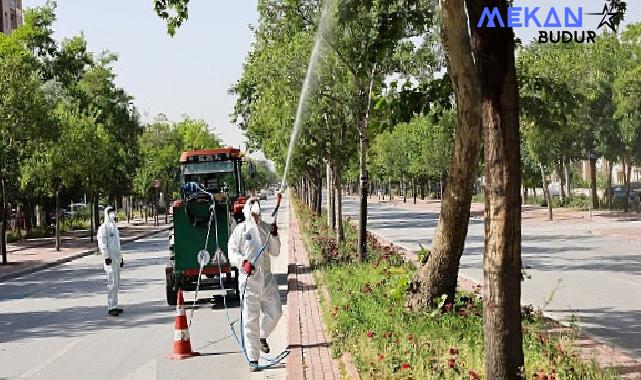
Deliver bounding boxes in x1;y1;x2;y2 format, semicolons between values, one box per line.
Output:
24;1;641;150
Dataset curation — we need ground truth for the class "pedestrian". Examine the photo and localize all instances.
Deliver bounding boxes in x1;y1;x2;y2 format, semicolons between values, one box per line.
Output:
228;197;281;371
97;206;124;316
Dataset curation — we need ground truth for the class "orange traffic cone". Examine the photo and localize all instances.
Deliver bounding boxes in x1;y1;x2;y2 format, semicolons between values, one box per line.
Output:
168;289;200;360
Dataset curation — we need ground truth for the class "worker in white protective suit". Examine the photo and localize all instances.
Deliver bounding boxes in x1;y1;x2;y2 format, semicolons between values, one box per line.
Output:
228;197;281;370
97;206;123;316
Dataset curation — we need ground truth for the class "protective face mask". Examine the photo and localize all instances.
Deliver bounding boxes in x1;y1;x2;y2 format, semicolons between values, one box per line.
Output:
108;212;116;222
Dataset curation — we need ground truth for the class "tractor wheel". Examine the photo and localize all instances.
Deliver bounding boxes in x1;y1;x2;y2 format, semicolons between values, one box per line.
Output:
166;274;178;306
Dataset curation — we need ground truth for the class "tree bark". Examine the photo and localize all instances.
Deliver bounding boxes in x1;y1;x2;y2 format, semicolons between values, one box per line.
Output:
334;164;344;242
55;189;61;251
402;174;407;203
606;160;614;210
407;0;483;308
623;157;632;213
539;164;553;221
564;157;571;198
590;156;598;209
412;176;417;204
558;160;566;205
1;177;8;265
467;1;525;377
357;69;376;261
327;162;334;229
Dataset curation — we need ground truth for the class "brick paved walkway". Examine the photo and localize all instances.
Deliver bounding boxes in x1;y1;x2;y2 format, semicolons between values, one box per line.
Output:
0;219;171;281
287;206;341;380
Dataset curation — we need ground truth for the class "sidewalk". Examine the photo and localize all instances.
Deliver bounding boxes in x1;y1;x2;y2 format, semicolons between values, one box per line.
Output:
287;203;342;380
0;218;172;282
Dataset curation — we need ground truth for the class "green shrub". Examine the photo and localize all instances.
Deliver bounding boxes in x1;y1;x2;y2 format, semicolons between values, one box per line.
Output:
61;216;90;232
6;230;20;243
24;227;51;239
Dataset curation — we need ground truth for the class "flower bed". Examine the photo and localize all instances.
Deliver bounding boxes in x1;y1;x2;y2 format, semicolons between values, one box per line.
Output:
294;198;617;379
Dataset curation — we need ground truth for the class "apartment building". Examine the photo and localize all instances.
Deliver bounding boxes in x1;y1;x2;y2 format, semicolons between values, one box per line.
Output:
0;0;22;35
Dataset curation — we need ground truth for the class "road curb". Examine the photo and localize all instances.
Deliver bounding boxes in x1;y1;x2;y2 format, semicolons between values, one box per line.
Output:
0;226;172;282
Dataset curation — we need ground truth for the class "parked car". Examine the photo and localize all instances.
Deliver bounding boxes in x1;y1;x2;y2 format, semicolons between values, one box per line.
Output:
259;190;268;201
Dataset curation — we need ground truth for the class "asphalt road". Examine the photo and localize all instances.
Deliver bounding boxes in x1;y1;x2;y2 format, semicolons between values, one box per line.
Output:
0;198;289;380
342;198;641;359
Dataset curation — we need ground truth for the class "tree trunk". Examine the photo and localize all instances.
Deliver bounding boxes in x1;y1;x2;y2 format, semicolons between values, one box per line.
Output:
439;172;444;202
315;173;322;216
466;1;525;377
590;156;598;209
1;177;8;265
334;165;344;242
564;157;571;198
606;160;613;210
412;176;417;204
523;188;528;205
327;162;334;229
402;174;407;203
558;160;566;205
55;189;61;251
420;179;425;200
539;163;553;221
165;183;169;224
407;0;483;309
389;177;392;200
357;70;376;262
623;157;632;213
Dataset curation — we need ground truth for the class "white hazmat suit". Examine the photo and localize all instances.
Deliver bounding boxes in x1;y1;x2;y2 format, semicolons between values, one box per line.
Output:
97;207;122;314
228;199;282;363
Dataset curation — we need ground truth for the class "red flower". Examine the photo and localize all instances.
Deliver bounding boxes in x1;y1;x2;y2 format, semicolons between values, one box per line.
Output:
401;363;411;370
367;330;375;338
378;354;384;361
444;303;453;313
447;358;456;368
383;332;392;339
449;347;459;355
468;371;480;380
407;334;414;341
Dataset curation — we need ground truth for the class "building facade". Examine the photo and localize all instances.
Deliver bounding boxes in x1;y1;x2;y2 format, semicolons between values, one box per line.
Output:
0;0;22;35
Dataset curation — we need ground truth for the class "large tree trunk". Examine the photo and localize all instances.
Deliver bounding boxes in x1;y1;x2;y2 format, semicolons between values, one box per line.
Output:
407;0;482;308
1;177;8;265
590;156;598;209
539;164;553;221
467;1;525;377
55;189;61;251
333;164;344;242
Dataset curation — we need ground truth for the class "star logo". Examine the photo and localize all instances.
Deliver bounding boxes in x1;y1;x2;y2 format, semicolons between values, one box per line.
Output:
587;4;625;33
